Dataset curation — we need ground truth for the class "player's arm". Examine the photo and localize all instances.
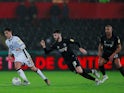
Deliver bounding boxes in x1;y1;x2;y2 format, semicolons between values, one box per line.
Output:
69;38;81;47
8;49;13;58
98;36;104;57
98;43;103;57
40;40;54;54
8;54;13;60
113;36;122;54
98;35;104;57
68;38;87;54
110;37;121;60
6;42;13;60
109;36;121;62
114;44;122;54
8;50;14;62
8;49;13;56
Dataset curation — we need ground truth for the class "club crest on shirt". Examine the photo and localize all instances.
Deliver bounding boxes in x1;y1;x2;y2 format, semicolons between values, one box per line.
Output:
70;39;74;42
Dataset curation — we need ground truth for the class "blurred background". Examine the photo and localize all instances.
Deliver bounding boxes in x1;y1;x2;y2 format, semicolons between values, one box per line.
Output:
0;0;124;71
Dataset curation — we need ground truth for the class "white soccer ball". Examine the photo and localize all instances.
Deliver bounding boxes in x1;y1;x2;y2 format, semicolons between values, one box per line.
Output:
12;77;21;86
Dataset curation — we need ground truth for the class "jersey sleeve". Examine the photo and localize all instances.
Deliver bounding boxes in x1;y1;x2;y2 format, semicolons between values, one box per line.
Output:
116;36;121;45
44;44;57;54
8;49;12;55
15;37;26;49
5;40;13;55
68;38;81;48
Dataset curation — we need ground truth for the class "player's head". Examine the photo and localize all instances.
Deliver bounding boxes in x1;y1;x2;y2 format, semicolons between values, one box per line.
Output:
53;30;62;41
4;27;13;39
105;25;113;36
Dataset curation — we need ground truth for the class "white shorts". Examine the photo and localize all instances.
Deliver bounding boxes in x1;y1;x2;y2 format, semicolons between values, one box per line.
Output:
14;49;34;67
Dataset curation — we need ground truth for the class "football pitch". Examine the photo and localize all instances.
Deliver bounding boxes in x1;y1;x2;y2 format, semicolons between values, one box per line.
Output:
0;71;123;93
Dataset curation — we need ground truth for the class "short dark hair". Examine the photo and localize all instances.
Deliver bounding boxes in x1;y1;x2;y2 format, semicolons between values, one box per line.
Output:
53;30;61;34
105;25;112;28
4;27;12;32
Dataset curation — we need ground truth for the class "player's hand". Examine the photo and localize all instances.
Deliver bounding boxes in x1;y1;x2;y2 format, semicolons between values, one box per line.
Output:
40;40;46;48
8;55;14;62
109;53;115;62
79;48;87;54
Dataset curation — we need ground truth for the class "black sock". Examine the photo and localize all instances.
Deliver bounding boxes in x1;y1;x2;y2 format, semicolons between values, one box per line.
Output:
99;66;105;75
79;69;95;81
83;68;92;73
119;67;124;76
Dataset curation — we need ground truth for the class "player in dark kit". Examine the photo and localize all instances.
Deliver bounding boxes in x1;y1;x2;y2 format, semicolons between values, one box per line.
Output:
40;30;101;85
98;25;124;83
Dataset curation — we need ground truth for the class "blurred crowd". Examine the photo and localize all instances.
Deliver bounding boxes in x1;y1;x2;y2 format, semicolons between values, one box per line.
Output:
0;19;123;55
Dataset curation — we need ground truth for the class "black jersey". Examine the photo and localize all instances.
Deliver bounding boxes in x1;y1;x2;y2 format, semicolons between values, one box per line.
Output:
44;38;81;61
99;35;121;54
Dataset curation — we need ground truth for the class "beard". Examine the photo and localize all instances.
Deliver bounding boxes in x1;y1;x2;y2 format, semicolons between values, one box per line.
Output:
54;37;59;42
106;32;112;38
106;32;110;35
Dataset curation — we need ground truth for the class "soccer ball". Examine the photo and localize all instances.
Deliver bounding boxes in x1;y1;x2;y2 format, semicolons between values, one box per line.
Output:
12;77;21;86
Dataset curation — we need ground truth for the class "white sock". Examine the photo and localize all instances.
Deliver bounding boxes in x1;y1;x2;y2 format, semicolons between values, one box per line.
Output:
37;69;47;80
17;69;28;81
91;69;94;74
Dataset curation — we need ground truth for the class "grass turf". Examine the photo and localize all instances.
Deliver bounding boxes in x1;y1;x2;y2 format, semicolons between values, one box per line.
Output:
0;71;124;93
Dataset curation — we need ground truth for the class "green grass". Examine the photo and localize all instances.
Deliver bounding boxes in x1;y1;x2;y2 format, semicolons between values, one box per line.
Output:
0;71;124;93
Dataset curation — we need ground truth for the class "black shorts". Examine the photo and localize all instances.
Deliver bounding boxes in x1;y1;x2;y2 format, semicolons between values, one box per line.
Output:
65;56;80;72
102;52;119;61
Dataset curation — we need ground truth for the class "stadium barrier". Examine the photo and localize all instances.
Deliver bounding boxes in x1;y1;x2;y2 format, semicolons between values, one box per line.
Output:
0;51;124;70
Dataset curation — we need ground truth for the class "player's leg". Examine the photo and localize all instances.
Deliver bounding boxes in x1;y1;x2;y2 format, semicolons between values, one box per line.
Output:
68;61;95;81
26;56;50;85
84;68;100;78
98;57;108;83
75;66;95;81
23;50;50;85
99;57;106;76
30;66;50;85
114;58;124;76
71;60;101;85
75;66;101;85
14;62;29;84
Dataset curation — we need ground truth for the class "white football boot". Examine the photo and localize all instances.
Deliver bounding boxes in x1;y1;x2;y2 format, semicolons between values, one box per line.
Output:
22;80;30;85
101;75;109;83
92;69;100;78
95;78;102;86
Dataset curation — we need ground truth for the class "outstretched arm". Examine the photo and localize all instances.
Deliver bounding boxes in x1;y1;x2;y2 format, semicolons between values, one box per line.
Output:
98;36;104;57
40;40;46;48
98;43;103;57
79;48;87;54
109;37;121;62
69;39;81;48
40;40;54;54
69;39;87;54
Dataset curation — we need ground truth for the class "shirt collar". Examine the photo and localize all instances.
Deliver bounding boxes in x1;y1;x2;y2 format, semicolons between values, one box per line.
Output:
8;36;13;41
